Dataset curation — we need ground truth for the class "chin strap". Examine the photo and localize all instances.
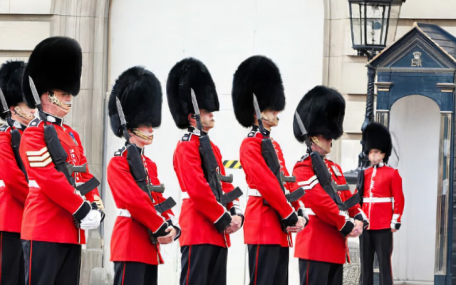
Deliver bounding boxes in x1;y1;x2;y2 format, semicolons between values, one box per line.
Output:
48;92;71;110
310;136;331;153
131;128;154;142
13;106;34;121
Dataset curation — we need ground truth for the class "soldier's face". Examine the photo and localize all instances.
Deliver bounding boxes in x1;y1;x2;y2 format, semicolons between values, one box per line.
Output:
368;149;385;165
200;109;215;131
311;135;332;155
260;110;279;129
10;102;35;125
41;90;72;118
129;125;154;147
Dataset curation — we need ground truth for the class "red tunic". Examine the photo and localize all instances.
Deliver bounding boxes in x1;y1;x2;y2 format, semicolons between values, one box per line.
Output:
173;130;235;248
108;146;174;265
241;128;296;247
359;164;404;230
293;155;362;264
19;118;99;244
0;125;29;233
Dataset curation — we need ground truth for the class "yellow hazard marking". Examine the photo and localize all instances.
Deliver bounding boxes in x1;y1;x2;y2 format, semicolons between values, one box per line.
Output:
223;160;242;169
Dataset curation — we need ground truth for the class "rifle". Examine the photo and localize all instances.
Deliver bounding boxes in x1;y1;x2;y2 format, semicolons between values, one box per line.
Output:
294;112;359;211
252;95;305;205
115;97;175;244
0;88;28;182
190;89;243;207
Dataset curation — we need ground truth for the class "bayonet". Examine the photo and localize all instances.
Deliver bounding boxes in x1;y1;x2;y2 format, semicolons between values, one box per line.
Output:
252;94;262;123
116;97;126;126
190;89;203;132
29;76;47;122
28;76;42;110
295;111;307;136
190;89;200;116
116;97;130;142
253;93;268;136
0;89;9;114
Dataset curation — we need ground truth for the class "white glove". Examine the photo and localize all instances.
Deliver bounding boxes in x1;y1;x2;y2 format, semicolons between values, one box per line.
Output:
80;210;101;230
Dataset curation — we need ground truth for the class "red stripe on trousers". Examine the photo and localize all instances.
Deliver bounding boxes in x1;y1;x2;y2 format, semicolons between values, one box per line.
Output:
0;233;3;282
306;261;310;285
28;241;33;285
254;245;260;285
186;246;192;285
122;263;126;285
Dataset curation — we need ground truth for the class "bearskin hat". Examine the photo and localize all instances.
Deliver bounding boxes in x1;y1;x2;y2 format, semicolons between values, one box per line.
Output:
22;37;82;108
108;66;162;138
232;56;285;128
293;85;345;142
362;122;392;163
0;61;26;120
166;58;219;129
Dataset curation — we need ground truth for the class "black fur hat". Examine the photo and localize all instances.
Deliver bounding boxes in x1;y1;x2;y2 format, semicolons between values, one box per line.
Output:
293;85;345;142
362;122;392;163
109;66;162;138
0;61;26;120
232;56;285;128
22;37;82;108
166;58;219;129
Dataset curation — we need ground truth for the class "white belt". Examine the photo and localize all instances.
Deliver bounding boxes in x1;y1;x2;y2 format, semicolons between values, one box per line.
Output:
248;188;290;197
305;208;349;218
363;197;392;203
181;192;190;200
305;208;315;215
118;209;131;218
0;180;39;188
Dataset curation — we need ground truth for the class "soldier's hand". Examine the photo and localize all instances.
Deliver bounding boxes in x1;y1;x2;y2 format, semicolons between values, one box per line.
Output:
157;227;177;244
287;216;306;233
225;215;242;235
348;220;364;237
93;195;105;211
391;229;397;233
80;210;102;230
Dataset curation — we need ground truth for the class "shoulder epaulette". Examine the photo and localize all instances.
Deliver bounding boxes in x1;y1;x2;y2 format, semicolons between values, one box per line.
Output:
298;153;310;162
181;133;192;142
114;146;127;157
0;124;9;132
28;118;41;128
247;129;259;138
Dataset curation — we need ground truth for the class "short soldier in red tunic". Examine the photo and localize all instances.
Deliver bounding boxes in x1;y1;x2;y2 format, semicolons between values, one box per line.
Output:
0;61;35;285
19;37;103;285
358;122;404;285
107;66;180;285
167;58;243;285
232;56;305;285
292;86;368;285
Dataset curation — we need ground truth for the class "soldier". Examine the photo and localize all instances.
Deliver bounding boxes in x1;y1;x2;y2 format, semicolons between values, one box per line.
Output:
167;58;244;285
0;61;35;285
19;37;103;285
107;66;181;285
232;55;305;285
358;122;404;285
292;85;368;285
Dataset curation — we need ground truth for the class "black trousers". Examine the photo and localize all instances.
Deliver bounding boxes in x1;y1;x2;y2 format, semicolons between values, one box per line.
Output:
180;244;227;285
0;232;24;285
22;240;81;285
299;259;343;285
248;245;289;285
359;229;393;285
114;262;157;285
